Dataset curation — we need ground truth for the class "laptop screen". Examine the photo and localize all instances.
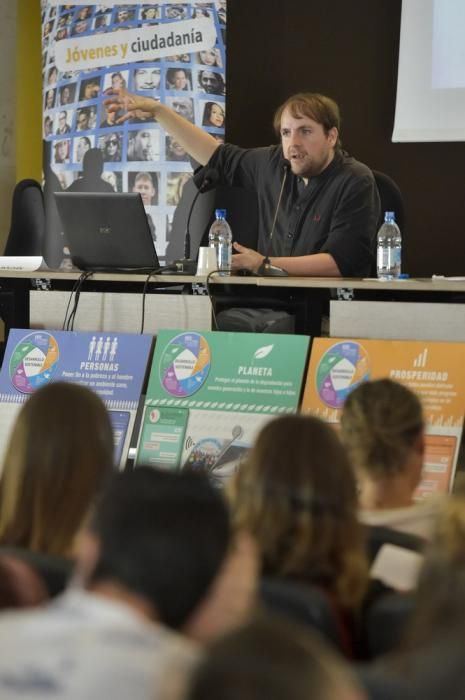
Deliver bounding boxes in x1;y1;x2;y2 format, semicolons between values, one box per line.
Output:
54;192;160;272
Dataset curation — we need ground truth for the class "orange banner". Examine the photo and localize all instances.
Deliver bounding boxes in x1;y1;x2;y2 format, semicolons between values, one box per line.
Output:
302;338;465;497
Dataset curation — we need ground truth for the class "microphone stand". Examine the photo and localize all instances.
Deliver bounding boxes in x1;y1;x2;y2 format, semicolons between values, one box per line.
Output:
174;188;202;274
174;168;218;275
257;162;290;277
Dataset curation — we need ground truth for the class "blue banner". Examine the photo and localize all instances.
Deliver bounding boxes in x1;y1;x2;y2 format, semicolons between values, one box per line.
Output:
41;2;227;267
0;329;153;466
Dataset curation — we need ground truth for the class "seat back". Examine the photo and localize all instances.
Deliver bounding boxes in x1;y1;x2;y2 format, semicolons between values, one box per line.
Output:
372;169;404;232
363;590;415;659
260;577;347;653
0;547;72;598
165;177;258;264
3;179;45;256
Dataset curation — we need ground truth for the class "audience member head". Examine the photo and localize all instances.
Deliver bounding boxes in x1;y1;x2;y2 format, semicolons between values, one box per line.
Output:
405;486;465;646
0;382;114;556
186;615;366;700
340;379;425;509
82;147;105;178
229;414;368;609
82;467;237;630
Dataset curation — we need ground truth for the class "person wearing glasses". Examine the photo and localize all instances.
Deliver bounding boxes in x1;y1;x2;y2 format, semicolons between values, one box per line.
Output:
56;110;71;135
102;133;122;162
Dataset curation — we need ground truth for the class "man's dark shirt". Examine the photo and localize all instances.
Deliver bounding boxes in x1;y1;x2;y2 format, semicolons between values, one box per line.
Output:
207;143;380;277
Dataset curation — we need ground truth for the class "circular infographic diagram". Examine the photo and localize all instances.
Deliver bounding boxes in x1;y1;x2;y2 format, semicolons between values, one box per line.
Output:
9;332;60;394
160;332;211;397
316;341;370;409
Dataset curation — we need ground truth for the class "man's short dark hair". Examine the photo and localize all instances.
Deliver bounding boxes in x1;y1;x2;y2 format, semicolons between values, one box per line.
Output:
273;93;342;152
88;467;230;629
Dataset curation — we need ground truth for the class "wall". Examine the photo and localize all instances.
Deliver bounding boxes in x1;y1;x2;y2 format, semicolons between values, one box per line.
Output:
227;0;465;277
16;0;42;182
0;2;17;249
0;0;41;253
9;0;465;275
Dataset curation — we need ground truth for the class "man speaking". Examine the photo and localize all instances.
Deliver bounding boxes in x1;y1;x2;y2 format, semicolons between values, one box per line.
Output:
106;90;380;329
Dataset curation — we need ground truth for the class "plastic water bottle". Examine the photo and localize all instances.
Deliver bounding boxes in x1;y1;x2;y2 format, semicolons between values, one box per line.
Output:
208;208;232;276
376;211;402;279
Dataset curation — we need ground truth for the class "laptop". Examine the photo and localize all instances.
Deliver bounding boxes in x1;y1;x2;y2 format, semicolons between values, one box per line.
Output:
54;192;162;272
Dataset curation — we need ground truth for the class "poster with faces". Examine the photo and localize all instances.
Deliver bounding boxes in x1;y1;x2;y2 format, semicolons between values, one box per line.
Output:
41;1;227;258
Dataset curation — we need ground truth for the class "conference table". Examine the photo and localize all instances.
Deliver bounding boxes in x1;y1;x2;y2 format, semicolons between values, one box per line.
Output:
1;269;465;341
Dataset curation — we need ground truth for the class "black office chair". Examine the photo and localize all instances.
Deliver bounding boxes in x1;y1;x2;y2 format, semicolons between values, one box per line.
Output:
362;590;415;659
260;577;347;653
0;547;72;598
0;179;46;360
165;172;259;264
367;169;405;278
372;169;405;233
3;178;45;256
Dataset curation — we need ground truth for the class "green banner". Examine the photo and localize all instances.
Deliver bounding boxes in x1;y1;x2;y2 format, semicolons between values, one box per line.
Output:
136;330;309;481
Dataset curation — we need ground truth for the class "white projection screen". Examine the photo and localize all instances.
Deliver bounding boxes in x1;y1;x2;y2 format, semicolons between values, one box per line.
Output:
393;0;465;142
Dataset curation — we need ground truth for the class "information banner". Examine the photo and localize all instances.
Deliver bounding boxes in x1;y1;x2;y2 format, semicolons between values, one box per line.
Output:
302;338;465;498
0;329;153;468
41;1;227;267
136;330;309;484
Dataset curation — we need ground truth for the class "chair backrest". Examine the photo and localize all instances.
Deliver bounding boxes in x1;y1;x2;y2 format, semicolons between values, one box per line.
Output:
0;555;49;609
372;169;405;233
3;179;45;256
165;176;258;264
0;547;72;598
260;577;347;653
363;590;415;659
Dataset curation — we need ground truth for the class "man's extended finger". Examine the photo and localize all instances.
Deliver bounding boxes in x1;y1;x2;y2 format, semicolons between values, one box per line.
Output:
115;113;132;125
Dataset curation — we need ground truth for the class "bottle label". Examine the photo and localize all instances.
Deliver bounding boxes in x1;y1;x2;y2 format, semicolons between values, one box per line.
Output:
377;245;401;278
217;242;232;273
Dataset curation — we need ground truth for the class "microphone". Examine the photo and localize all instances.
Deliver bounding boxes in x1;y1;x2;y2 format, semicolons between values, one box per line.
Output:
174;167;219;274
257;159;290;277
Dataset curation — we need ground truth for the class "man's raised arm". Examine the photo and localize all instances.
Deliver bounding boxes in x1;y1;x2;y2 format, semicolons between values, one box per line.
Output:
105;89;219;165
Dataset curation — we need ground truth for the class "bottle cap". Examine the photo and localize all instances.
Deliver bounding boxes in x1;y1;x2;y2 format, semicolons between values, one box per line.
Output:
384;211;395;222
398;273;409;279
215;209;226;219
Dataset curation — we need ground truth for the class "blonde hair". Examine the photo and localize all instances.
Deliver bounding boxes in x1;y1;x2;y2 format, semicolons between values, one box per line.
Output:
229;414;368;609
405;490;465;645
340;378;424;480
0;382;114;556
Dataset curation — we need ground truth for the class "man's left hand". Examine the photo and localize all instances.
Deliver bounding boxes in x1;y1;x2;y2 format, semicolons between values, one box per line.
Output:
231;242;264;273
